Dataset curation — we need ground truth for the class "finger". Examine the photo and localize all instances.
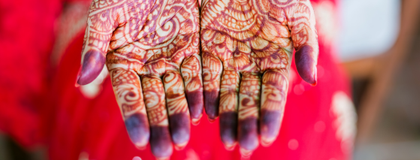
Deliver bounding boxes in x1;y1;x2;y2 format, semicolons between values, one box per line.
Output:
109;69;150;148
238;72;260;152
288;0;319;85
181;54;204;124
163;71;190;150
142;76;172;158
77;1;122;85
202;51;223;120
219;69;240;149
260;69;288;146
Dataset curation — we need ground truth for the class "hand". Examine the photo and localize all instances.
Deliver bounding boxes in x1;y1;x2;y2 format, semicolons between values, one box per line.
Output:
76;0;202;158
201;0;318;153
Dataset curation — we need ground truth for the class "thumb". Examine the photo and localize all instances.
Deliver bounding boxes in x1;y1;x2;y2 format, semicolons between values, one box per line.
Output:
77;1;120;85
288;0;319;85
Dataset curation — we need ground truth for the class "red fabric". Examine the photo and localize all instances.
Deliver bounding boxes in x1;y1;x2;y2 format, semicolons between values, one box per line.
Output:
0;0;61;147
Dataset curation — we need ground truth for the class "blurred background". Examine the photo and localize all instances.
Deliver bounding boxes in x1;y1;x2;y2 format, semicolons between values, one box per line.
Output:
0;0;420;159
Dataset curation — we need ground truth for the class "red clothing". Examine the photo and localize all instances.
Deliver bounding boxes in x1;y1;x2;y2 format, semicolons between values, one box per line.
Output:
0;0;61;147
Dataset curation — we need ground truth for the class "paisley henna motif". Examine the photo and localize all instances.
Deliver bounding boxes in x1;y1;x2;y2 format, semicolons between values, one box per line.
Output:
78;0;201;158
201;0;318;153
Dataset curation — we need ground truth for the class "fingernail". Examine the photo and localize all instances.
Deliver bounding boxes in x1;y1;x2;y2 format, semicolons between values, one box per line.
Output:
192;115;202;126
224;142;236;151
174;143;187;151
310;67;317;86
77;50;105;85
240;147;253;159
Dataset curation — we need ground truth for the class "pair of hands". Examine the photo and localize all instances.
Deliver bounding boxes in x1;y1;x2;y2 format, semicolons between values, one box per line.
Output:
77;0;318;159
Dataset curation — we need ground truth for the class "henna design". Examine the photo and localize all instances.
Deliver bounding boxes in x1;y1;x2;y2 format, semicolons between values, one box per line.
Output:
181;54;204;122
201;0;318;153
238;73;261;151
79;0;200;158
110;69;150;147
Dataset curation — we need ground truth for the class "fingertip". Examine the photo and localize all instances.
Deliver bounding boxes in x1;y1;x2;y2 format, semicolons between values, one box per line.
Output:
125;113;150;148
150;126;173;158
219;112;238;148
295;45;317;85
77;50;106;85
238;117;258;151
169;113;190;147
204;90;219;119
259;110;282;146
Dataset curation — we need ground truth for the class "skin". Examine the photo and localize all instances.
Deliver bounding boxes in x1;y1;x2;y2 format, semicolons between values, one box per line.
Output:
76;0;202;159
201;0;319;154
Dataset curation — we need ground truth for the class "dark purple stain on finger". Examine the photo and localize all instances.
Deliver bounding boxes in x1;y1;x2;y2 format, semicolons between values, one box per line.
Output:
204;90;219;120
125;113;150;147
295;45;317;85
220;111;238;147
259;110;282;146
238;117;258;151
150;126;173;158
77;50;105;85
185;90;204;120
169;113;190;147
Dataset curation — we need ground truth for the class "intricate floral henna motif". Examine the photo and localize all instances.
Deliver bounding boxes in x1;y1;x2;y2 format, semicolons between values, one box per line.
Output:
77;0;201;158
201;0;318;153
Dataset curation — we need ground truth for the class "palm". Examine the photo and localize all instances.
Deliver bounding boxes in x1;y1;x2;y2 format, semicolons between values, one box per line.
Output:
201;0;318;153
77;0;202;158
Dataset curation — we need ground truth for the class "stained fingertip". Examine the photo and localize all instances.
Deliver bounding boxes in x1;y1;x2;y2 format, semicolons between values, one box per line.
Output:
219;112;237;148
185;90;204;120
260;110;282;147
169;113;190;148
204;90;219;120
77;50;106;85
295;45;317;85
238;117;258;151
125;113;150;148
150;126;173;159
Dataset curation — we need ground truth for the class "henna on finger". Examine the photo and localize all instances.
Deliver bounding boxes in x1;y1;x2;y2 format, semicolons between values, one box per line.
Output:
219;70;240;149
77;0;129;85
142;76;173;158
288;0;319;85
109;69;150;148
238;72;261;151
260;69;288;146
163;70;191;149
181;54;204;124
202;51;223;120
